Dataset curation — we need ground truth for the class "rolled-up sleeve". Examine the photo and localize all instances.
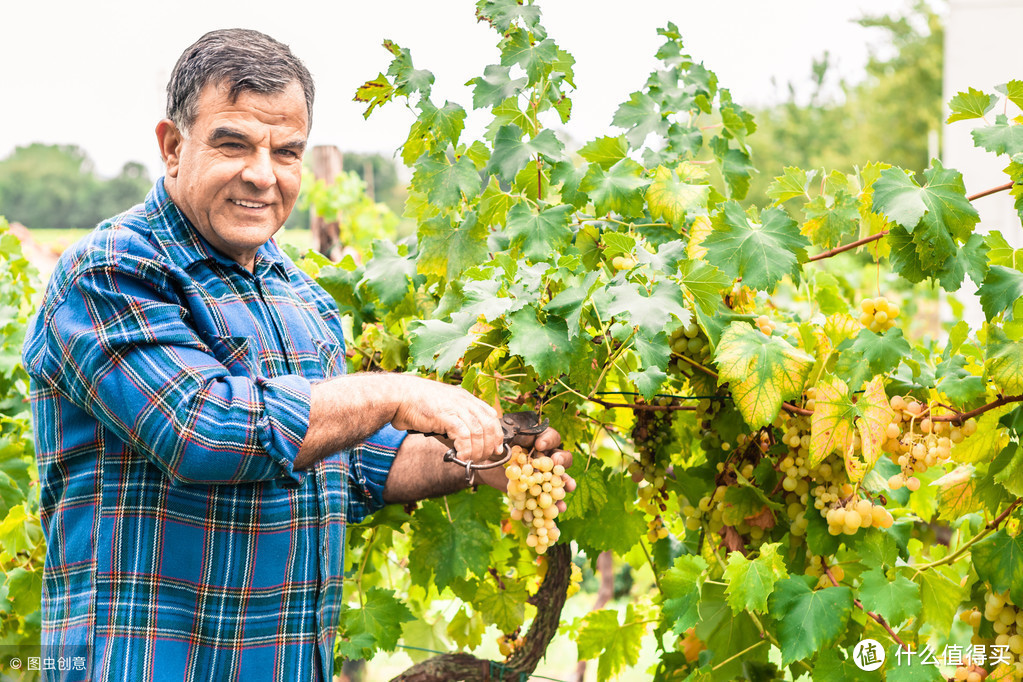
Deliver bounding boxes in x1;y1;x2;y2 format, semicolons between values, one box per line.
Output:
346;424;406;522
24;257;310;486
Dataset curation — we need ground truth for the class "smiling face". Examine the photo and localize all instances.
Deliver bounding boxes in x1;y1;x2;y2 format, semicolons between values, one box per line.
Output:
157;81;308;271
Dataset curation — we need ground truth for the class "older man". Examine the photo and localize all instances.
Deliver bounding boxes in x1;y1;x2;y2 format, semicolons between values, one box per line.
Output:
22;29;569;681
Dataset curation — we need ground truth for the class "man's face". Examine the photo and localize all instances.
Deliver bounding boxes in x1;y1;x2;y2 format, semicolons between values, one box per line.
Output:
158;81;308;270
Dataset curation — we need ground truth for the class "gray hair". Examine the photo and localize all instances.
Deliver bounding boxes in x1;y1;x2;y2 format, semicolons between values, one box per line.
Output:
166;28;315;133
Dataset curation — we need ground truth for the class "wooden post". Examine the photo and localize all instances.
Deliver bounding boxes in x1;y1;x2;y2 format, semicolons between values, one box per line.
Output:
309;145;344;260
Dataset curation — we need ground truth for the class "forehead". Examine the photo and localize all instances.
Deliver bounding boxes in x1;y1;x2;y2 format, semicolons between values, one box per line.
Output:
193;80;309;134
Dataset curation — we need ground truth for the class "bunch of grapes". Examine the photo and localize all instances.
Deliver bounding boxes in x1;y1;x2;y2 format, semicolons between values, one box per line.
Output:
505;445;568;554
884;395;977;492
954;589;1023;679
682;458;766;541
824;496;894;536
803;553;846;589
629;407;675;543
754;314;777;336
669;322;711;369
859;296;900;333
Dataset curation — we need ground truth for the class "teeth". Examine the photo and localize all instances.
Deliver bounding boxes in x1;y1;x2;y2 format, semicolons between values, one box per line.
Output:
233;200;266;209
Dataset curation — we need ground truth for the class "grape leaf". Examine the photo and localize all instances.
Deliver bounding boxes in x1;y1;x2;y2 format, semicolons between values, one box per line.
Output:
507;306;578;381
695;582;768;679
885;643;945;682
934;465;980;521
557;463;609;523
996;79;1023;109
972;529;1023;607
475;0;541;31
338;587;414;658
354;73;395;118
504;203;574;263
939;233;991;292
612;91;666;146
405;100;466;162
858;567;920;625
383;39;435;97
766;166;810;204
578;135;629;170
935;354;986;407
946;87;999;123
991;444;1023;497
412;153;482;206
986;326;1023;395
809;375;894;481
408;312;477;375
606;279;691;338
575;604;646;682
486;125;565;182
361;240;415;306
834;328;911;392
447;606;485;651
801;190;860;250
677;259;729;315
710;136;754;199
469;64;526;109
722;542;788;615
660;555;708;634
767;577;853;666
979;265;1023;320
972;114;1023;156
871;162;979;242
474;575;529;633
906;564;966;636
580;157;651;218
714;322;814;429
499;29;557;85
409;492;498;590
558;475;646;556
953;407;1011;464
704;202;809;292
645;165;710;227
813;648;876;682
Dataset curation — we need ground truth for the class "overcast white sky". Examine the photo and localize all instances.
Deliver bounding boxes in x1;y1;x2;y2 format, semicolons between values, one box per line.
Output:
2;0;912;178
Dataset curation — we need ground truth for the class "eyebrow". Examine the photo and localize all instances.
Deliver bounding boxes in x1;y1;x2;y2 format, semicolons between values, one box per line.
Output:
207;127;307;153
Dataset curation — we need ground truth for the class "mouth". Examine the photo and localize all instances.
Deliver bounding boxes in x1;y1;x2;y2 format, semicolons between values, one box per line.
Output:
231;199;270;209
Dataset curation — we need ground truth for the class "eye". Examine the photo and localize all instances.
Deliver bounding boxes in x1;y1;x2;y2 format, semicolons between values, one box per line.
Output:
276;149;300;159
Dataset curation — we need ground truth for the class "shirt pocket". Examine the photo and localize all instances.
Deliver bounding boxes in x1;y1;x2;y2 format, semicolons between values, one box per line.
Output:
314;339;347;379
208;334;259;377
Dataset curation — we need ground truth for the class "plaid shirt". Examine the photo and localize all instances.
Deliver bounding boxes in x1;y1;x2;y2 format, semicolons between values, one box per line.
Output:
22;178;406;682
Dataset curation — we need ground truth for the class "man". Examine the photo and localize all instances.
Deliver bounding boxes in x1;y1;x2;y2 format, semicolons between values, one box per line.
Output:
22;29;571;681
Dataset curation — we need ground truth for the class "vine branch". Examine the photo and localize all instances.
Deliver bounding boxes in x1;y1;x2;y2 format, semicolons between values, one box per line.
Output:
913;497;1022;573
929;394;1023;424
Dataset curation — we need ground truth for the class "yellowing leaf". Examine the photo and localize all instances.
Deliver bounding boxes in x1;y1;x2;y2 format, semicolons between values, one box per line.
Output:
809;375;894;481
686;215;712;260
822;313;861;348
714;323;814;429
933;465;979;521
953;406;1011;464
645;165;710;227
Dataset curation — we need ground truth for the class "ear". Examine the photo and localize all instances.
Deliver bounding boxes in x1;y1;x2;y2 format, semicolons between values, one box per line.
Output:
155;119;184;177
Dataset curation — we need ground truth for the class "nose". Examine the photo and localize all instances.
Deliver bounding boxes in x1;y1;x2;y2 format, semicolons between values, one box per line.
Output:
241;149;275;190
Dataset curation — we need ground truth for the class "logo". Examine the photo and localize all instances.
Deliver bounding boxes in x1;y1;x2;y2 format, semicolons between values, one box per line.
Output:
853;638;886;671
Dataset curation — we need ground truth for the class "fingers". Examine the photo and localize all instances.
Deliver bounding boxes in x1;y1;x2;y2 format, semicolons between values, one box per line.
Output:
533;427;563;453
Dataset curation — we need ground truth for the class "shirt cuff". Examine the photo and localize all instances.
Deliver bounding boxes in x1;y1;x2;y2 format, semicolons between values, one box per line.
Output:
349;424;406;519
254;373;313;487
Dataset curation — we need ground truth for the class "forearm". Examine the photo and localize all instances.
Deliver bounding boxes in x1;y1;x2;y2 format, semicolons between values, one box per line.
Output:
382;434;469;503
295;373;403;469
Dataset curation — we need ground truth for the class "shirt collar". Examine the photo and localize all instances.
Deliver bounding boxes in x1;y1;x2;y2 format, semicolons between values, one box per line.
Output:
145;177;290;280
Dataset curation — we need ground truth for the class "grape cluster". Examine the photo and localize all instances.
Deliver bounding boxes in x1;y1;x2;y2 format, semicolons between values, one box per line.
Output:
505;445;567;554
629;407;675;543
754;314;777;336
859;296;900;333
824;497;894;535
884;395;977;492
955;589;1023;678
669;322;711;368
682;459;767;541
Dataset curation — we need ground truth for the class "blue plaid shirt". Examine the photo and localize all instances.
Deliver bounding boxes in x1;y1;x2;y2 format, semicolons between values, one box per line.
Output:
22;178;406;682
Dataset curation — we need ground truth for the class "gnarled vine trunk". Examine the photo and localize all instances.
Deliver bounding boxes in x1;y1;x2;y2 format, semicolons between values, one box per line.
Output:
390;543;572;682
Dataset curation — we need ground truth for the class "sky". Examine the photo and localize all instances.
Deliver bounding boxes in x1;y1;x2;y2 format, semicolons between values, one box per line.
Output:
2;0;908;178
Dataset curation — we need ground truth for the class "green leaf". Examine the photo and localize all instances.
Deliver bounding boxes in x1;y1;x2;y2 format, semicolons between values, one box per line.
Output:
972;529;1023;607
939;233;991;292
714;322;814;429
695;582;767;679
871;163;979;244
361;240;414;306
474;575;529;633
475;0;541;32
339;587;414;657
412;153;482;206
447;606;485;651
580;157;651;218
907;564;966;636
601;232;636;258
558;474;646;556
990;444;1023;497
606;279;691;339
801;191;860;250
952;406;1011;464
723;542;788;615
507;306;577;381
353;73;394;118
834;328;911;392
408;312;477;375
417;212;490;281
578;135;629;170
575;605;646;682
409;492;499;589
469;64;526;109
504;203;574;263
997;79;1023;109
660;555;708;634
645;165;710;227
486;125;565;182
979;265;1023;320
986;326;1023;394
710;136;754;199
972;114;1023;156
767;577;853;666
704;202;809;292
857;567;920;625
557;463;609;522
935;355;986;406
767;167;810;204
946;87;999;123
885;643;945;682
405;100;467;161
612;91;666;146
499;29;557;84
677;259;729;315
383;39;435;97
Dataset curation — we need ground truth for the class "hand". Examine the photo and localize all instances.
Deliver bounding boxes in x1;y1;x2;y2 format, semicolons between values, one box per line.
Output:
476;425;577;514
387;374;504;464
